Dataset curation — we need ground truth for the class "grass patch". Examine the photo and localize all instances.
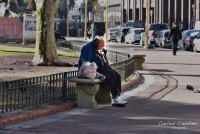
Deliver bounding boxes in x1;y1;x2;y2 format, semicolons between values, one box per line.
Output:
0;45;80;57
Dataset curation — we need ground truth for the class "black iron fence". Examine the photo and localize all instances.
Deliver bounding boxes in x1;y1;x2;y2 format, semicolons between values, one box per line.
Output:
0;41;134;114
0;56;134;114
0;71;77;113
110;56;134;80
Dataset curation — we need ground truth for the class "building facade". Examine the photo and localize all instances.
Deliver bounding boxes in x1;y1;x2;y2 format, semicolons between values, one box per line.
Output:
101;0;121;27
103;0;200;29
124;0;200;29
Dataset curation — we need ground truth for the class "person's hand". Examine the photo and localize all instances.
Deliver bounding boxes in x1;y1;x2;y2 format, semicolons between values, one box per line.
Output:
96;72;106;80
96;72;105;77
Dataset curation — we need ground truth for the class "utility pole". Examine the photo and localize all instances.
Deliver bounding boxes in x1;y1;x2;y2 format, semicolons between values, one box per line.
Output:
66;0;70;37
91;2;95;40
84;0;88;40
91;0;98;40
144;0;149;49
105;0;108;43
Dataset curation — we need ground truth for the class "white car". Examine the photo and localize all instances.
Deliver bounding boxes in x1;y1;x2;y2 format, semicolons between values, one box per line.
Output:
140;23;169;47
104;28;120;42
125;28;144;44
193;33;200;52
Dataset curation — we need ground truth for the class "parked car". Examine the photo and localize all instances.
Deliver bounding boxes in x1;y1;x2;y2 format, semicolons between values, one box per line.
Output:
155;30;171;48
178;30;200;51
104;28;120;42
116;27;131;43
193;32;200;52
140;23;169;47
125;28;144;44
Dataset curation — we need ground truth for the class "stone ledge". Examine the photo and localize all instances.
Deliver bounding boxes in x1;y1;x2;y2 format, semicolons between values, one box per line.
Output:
0;102;76;126
122;72;141;91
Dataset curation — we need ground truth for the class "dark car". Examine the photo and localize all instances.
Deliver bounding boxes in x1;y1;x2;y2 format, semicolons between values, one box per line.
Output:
178;30;200;51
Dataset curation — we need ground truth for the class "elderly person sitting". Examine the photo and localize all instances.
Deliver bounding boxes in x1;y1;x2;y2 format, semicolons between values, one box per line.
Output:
78;36;127;106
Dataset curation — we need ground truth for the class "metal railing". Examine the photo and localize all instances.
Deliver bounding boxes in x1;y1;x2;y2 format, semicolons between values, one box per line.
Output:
0;71;77;113
0;41;134;114
110;56;134;80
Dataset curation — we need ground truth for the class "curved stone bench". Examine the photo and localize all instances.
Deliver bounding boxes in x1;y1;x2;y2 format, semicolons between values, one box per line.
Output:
69;77;112;109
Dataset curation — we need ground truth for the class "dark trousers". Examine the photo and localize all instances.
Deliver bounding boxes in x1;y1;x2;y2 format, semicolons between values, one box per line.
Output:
97;65;121;98
172;42;178;55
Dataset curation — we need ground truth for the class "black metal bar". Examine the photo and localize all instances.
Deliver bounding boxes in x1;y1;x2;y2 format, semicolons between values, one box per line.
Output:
28;79;31;107
9;82;12;112
2;83;5;113
25;79;28;107
55;74;58;99
40;76;43;104
34;77;39;105
6;82;9;112
62;72;67;100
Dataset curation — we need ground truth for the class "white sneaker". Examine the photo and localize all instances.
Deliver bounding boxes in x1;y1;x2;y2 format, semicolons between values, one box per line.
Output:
112;96;127;104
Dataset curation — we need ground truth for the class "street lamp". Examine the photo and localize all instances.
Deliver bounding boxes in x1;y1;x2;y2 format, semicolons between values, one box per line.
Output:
105;0;108;43
144;0;149;49
84;0;88;40
191;4;195;29
150;9;153;23
66;0;70;37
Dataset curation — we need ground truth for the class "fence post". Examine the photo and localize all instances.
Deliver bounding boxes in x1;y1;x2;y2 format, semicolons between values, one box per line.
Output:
62;72;67;100
125;60;128;79
116;51;118;62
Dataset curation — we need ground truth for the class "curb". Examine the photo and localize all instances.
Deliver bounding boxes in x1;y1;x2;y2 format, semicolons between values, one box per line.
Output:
122;72;141;91
0;72;141;126
0;102;76;126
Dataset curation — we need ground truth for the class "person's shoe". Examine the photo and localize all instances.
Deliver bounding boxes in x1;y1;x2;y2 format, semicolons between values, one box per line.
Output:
117;96;128;104
112;96;127;105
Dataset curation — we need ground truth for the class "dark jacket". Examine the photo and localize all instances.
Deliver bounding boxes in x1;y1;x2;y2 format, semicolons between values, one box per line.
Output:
168;27;182;43
78;41;97;70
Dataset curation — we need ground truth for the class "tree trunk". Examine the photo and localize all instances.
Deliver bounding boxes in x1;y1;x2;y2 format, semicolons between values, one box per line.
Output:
32;0;58;66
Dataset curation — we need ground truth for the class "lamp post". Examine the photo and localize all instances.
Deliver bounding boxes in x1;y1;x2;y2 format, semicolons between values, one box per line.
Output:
191;4;196;29
91;2;95;40
66;0;70;37
150;9;153;23
144;0;149;49
105;0;108;43
84;0;88;40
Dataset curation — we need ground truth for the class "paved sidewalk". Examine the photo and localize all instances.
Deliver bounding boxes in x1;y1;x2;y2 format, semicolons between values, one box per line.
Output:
2;70;200;134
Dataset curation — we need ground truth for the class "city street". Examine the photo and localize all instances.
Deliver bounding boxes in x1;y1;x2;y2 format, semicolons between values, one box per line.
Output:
2;40;200;134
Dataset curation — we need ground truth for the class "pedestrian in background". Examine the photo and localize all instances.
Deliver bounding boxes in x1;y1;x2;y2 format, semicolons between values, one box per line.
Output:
168;22;182;56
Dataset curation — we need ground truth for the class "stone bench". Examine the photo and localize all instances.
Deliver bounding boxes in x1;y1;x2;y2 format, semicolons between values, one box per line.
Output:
69;77;112;109
133;55;146;70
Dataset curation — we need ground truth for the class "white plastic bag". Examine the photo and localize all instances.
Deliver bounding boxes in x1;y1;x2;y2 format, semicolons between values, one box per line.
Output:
78;61;98;79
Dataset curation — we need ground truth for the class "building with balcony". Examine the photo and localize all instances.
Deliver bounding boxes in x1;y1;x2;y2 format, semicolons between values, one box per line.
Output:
101;0;122;27
123;0;200;29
